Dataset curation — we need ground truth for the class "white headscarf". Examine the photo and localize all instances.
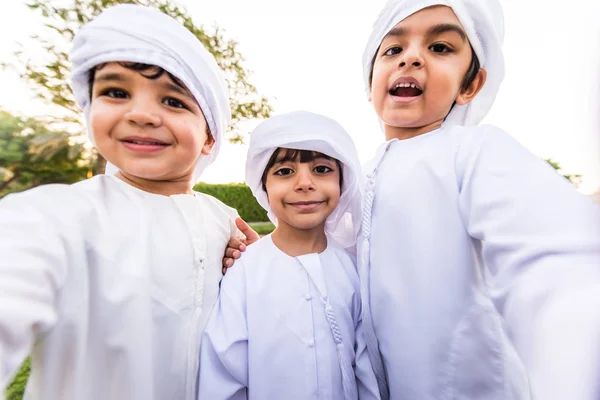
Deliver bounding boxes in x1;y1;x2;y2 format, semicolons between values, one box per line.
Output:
362;0;505;126
70;4;230;181
246;111;363;248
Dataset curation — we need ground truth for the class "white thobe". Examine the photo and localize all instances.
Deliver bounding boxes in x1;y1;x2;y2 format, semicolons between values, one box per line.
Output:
198;235;380;399
0;175;238;400
359;125;600;400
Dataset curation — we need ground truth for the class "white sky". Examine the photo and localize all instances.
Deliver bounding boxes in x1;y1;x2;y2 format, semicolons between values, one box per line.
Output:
1;0;599;193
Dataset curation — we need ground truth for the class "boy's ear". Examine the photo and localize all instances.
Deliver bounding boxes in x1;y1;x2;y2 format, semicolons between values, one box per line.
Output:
201;135;215;155
456;68;487;106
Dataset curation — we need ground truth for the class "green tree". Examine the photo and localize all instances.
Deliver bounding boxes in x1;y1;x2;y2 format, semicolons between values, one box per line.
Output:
7;0;272;174
545;158;582;187
0;110;90;197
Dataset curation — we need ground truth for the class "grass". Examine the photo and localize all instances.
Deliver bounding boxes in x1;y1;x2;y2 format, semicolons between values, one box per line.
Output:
248;221;275;236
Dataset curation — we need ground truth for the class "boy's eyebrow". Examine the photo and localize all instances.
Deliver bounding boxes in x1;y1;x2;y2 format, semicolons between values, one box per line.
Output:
383;26;407;40
427;23;467;41
383;23;467;42
94;72;127;83
160;81;195;102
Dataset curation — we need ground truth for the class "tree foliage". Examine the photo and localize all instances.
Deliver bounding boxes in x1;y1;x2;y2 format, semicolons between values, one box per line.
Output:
0;110;90;196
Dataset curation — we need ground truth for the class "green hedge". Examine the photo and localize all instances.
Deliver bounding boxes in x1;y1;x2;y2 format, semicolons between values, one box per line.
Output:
249;221;275;236
194;182;268;222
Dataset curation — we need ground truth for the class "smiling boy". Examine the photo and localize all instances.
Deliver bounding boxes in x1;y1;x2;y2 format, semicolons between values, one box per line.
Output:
199;112;379;400
0;5;239;399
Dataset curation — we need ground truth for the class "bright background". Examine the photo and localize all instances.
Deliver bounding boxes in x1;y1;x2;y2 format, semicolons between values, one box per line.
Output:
1;0;599;193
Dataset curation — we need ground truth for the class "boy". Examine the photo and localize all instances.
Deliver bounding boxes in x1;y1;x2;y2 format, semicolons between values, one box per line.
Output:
0;5;238;399
199;111;380;399
227;1;600;399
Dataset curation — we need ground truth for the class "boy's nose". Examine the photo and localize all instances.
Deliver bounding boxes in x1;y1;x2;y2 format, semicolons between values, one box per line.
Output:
399;47;424;69
294;169;316;192
125;100;162;127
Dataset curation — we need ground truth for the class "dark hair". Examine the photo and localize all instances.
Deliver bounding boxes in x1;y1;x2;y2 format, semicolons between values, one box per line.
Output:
367;46;481;93
88;62;187;100
88;62;212;138
260;148;344;193
460;47;481;92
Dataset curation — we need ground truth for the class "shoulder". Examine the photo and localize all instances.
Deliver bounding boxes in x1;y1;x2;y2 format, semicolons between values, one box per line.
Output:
325;237;359;278
223;236;281;283
450;124;525;155
219;237;275;290
194;192;239;219
327;237;355;261
239;235;276;261
449;124;536;179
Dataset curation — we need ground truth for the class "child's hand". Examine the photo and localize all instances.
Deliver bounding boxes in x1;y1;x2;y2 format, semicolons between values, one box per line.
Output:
222;218;260;274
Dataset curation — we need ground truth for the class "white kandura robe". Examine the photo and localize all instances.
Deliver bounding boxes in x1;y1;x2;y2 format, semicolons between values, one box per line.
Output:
359;125;600;400
198;235;381;400
0;175;238;400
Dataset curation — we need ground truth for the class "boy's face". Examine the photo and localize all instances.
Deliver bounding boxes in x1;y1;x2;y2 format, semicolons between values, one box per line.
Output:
370;6;481;136
264;151;341;233
89;62;214;182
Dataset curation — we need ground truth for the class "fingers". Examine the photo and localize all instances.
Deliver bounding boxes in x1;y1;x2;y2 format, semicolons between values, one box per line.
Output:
225;247;241;259
235;217;260;244
227;237;243;250
222;243;243;273
222;217;261;276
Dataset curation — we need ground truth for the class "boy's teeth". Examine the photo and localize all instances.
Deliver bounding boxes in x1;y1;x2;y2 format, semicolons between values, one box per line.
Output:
395;83;419;89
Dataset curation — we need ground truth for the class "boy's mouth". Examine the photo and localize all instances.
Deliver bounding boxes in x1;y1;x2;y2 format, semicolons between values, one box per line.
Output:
390;83;423;97
389;78;423;97
120;136;171;152
287;201;325;211
120;136;170;146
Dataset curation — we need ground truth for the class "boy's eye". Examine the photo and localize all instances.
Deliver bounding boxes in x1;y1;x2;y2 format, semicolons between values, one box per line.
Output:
383;46;403;56
313;165;333;174
163;97;188;110
274;167;294;176
429;43;451;53
102;88;128;99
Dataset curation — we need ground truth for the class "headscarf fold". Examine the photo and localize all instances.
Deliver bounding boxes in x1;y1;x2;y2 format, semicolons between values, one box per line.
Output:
70;4;230;181
245;111;362;249
362;0;505;126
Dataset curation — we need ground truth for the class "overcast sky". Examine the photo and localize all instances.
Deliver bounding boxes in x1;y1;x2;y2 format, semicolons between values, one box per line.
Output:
1;0;599;193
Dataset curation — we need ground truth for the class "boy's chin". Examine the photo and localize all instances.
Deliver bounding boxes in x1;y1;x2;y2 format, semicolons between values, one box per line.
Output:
382;119;427;130
381;113;445;129
112;162;191;183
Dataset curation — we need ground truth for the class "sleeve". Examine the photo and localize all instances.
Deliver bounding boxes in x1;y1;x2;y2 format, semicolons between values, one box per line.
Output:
226;207;243;241
354;317;382;400
0;188;75;390
197;259;249;400
457;126;600;400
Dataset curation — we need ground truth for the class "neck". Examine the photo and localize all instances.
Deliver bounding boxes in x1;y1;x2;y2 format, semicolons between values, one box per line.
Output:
115;171;194;196
271;222;328;257
383;119;443;141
